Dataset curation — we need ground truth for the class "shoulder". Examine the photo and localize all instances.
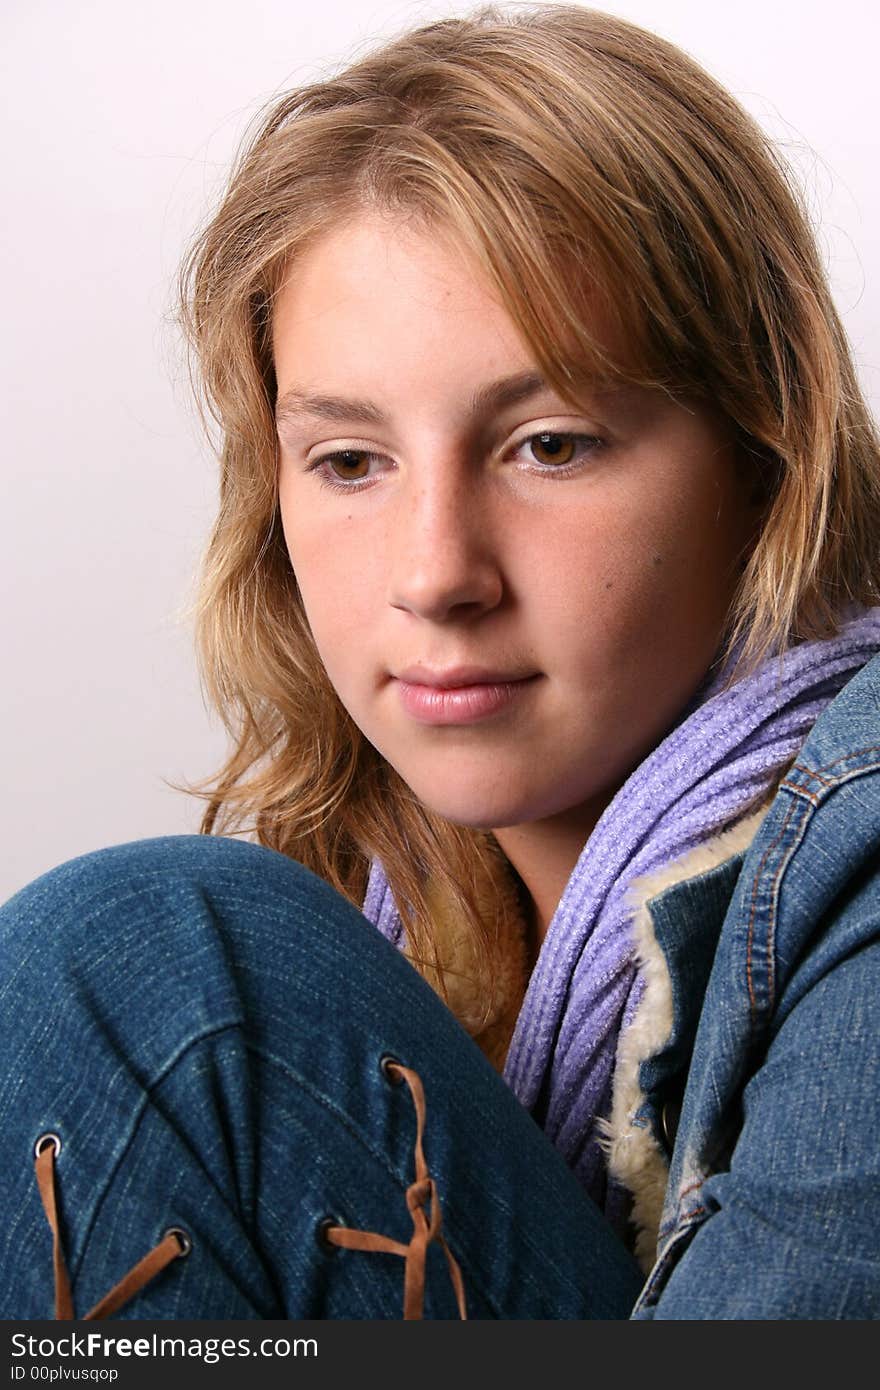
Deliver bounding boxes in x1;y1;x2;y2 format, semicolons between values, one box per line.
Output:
632;656;880;1315
735;651;880;1027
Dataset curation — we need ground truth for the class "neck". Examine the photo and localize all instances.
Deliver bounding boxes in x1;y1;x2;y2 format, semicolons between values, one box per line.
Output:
492;809;603;957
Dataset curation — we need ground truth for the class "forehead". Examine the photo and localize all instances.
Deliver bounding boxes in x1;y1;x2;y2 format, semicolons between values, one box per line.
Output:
270;215;556;422
272;214;519;348
269;212;638;424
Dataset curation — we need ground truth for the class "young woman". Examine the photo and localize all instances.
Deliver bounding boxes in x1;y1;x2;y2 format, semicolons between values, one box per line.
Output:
2;3;879;1320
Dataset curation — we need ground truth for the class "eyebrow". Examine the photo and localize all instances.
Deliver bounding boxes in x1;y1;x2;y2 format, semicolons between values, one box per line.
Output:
274;369;550;429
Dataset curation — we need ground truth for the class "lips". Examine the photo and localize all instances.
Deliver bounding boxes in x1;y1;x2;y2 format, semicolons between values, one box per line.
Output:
392;666;540;725
394;664;535;688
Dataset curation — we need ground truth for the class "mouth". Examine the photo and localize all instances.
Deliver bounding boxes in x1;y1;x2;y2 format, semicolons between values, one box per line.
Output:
391;667;541;726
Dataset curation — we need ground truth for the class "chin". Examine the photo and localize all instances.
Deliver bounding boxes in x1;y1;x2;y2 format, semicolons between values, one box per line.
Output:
402;781;534;832
374;743;549;828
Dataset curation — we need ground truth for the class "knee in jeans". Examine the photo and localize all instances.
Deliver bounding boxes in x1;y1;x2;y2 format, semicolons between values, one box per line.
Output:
0;833;337;990
4;834;294;922
1;835;246;966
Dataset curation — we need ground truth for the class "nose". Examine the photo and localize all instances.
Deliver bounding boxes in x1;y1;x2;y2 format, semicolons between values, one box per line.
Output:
387;465;504;622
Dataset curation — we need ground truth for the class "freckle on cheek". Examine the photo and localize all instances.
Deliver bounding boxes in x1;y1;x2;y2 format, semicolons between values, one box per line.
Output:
605;581;614;590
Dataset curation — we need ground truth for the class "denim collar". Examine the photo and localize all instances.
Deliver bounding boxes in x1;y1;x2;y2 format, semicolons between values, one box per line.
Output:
602;809;767;1271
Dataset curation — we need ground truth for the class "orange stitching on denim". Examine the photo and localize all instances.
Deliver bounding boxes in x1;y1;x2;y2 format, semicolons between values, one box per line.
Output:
684;1206;707;1222
661;1200;709;1242
784;744;880;790
780;779;819;805
765;744;880;1010
760;805;800;1012
746;798;797;1018
678;1177;706;1200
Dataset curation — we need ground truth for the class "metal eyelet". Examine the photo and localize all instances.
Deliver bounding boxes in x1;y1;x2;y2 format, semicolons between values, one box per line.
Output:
163;1227;193;1258
34;1132;62;1159
379;1053;404;1085
660;1100;681;1154
315;1216;345;1255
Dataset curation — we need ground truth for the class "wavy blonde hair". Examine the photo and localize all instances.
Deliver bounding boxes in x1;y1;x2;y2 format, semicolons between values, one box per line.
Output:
178;3;880;1035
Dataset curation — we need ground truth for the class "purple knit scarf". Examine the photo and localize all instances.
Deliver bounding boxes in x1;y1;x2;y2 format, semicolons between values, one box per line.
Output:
363;609;880;1212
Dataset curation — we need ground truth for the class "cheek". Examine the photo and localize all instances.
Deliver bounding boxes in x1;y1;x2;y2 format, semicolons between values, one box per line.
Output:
538;501;739;680
279;501;378;686
528;505;670;626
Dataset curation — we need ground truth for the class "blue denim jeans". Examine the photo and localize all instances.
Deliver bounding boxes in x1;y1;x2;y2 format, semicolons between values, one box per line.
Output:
0;835;643;1319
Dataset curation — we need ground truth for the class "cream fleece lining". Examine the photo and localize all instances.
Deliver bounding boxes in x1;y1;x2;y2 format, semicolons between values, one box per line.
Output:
598;809;769;1272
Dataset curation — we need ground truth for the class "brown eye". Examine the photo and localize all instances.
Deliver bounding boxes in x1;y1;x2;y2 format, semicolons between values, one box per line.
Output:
327;450;371;480
529;433;577;466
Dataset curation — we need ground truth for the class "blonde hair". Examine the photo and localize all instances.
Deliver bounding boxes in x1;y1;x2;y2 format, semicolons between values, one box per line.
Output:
178;3;880;1037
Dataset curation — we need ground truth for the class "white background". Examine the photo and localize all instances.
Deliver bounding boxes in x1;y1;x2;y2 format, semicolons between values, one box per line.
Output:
2;0;878;899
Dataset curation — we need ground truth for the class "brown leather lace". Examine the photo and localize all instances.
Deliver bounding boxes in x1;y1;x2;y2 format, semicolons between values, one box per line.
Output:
324;1062;467;1319
36;1063;464;1320
34;1136;189;1320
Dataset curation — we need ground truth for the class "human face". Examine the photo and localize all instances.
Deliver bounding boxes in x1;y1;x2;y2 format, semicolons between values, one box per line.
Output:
273;213;757;843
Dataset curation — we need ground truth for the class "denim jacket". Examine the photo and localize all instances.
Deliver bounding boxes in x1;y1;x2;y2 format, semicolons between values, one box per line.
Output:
602;651;880;1318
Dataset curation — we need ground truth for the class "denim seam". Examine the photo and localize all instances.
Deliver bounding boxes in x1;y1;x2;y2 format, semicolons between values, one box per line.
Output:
71;1024;452;1319
745;798;794;1020
781;746;880;803
71;1015;508;1319
747;791;819;1023
634;1211;705;1312
658;1177;707;1242
244;1041;546;1319
796;743;880;776
72;1025;508;1320
70;1018;247;1287
198;898;595;1311
678;1177;707;1202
